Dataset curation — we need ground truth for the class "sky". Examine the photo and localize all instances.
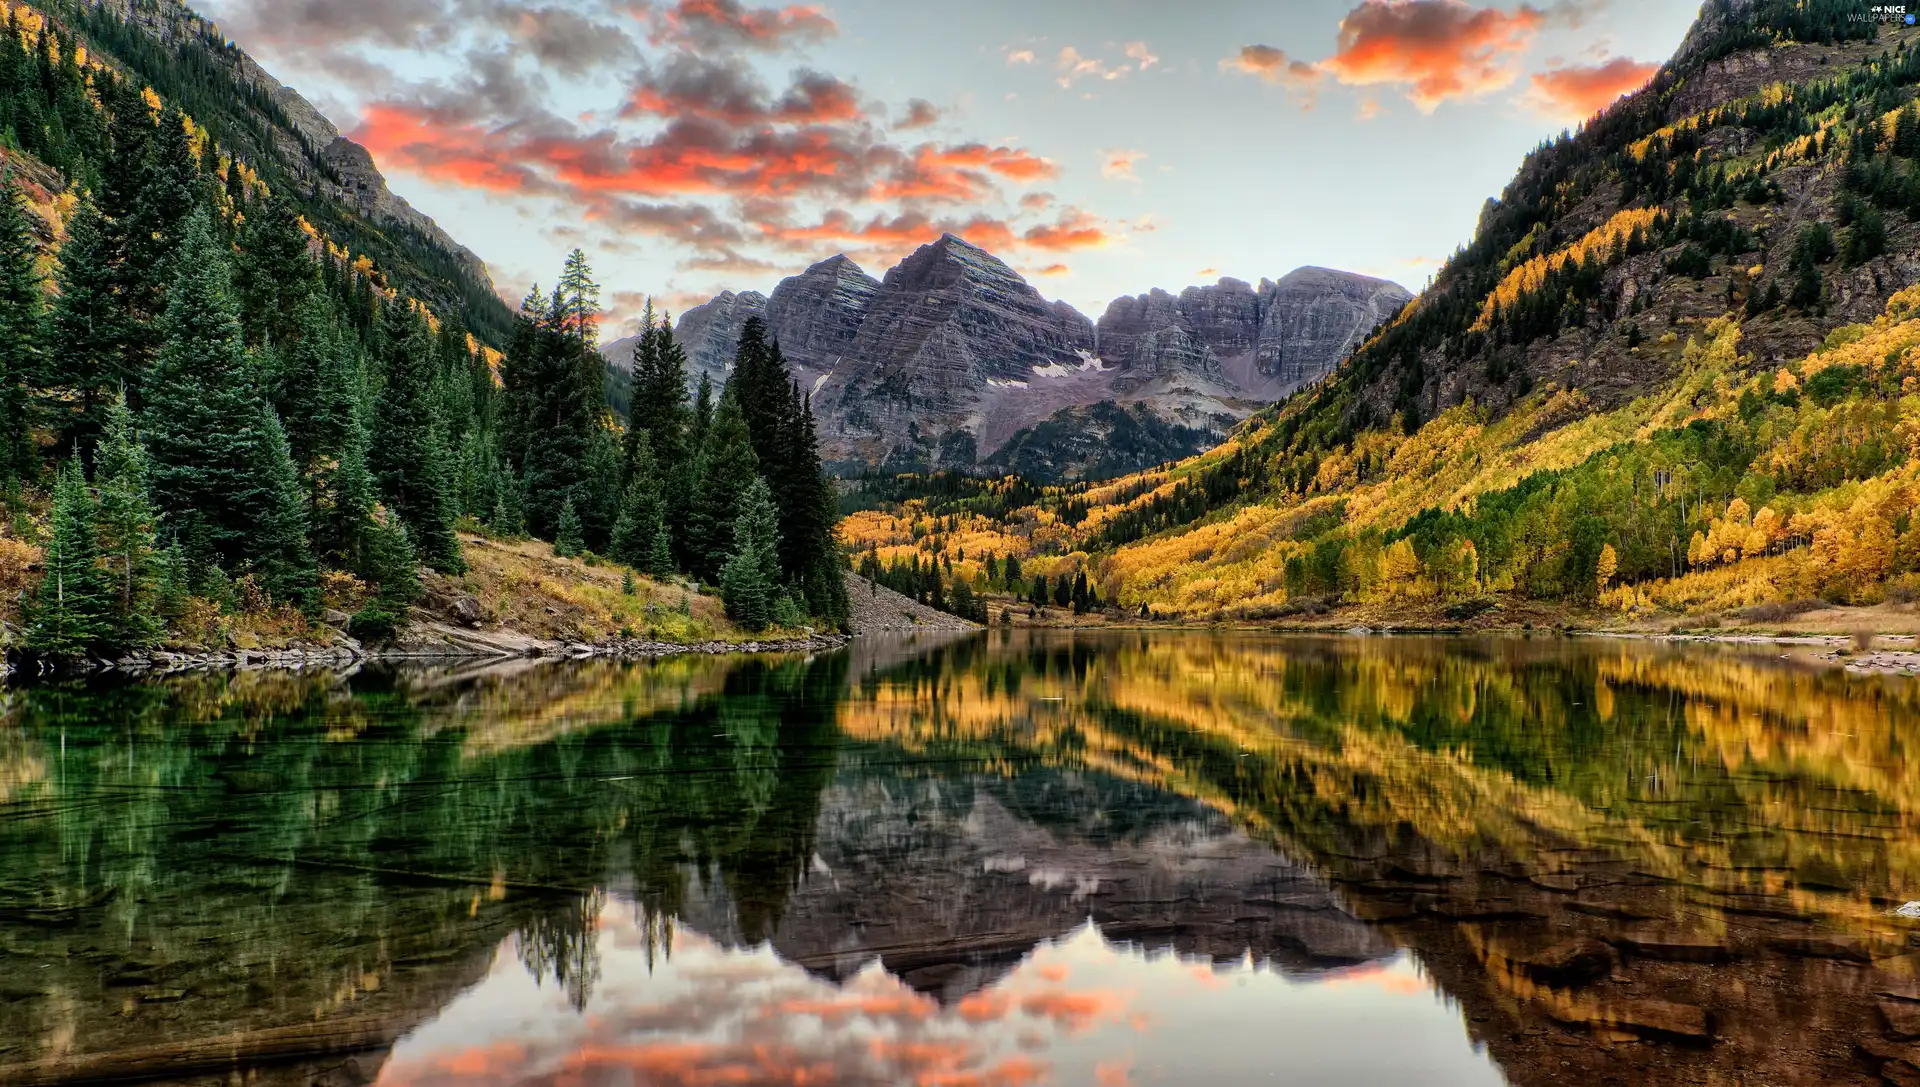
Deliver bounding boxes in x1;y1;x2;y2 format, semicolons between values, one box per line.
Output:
194;0;1702;333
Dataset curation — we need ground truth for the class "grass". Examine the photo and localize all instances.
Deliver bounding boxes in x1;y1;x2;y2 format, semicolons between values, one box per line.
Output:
426;533;803;645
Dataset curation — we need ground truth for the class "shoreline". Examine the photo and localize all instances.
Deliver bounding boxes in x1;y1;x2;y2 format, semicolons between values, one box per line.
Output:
8;630;856;680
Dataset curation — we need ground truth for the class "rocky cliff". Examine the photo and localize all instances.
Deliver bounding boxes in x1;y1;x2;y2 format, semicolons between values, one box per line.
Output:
68;0;511;341
607;235;1408;480
1097;269;1412;396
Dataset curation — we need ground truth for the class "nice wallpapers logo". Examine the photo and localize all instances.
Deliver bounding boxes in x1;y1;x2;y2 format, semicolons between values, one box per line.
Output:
1857;4;1917;24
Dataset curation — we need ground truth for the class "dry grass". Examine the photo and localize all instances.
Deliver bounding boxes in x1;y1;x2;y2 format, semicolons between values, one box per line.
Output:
425;533;793;645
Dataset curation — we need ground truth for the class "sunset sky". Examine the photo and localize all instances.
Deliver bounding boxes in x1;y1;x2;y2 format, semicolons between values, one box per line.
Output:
196;0;1700;331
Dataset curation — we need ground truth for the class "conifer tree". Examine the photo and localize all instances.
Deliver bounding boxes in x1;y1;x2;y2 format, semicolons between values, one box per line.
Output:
252;406;319;610
235;195;317;348
688;390;757;580
370;308;464;573
24;458;109;655
554;495;584;557
45;197;124;455
625;303;689;469
720;476;781;630
646;522;675;579
93;391;161;647
143;212;318;604
577;426;623;552
349;507;420;642
273;294;356;477
319;409;378;571
0;173;42;476
610;429;667;571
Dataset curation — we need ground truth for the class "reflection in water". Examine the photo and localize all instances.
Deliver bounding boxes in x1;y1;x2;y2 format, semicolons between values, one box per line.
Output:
0;634;1916;1085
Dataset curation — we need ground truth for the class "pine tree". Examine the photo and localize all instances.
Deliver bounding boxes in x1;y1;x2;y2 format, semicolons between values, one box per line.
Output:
1896;103;1920;158
92;391;161;647
252;406;319;610
514;260;606;538
349;507;420;642
320;409;378;571
24;458;109;655
273;293;356;477
370;307;464;573
720;476;781;630
646;522;674;579
0;173;42;476
143;212;319;603
45;197;125;456
688;390;757;581
554;495;584;557
234;195;316;348
609;429;668;571
577;425;623;552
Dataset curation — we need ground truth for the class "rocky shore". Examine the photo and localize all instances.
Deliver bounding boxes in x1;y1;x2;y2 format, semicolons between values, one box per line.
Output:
8;627;851;680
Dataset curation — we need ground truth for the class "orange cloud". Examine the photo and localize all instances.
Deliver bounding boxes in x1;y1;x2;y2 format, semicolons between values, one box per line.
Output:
870;143;1056;202
1036;263;1070;276
1019;210;1110;252
1101;148;1147;182
1320;0;1543;112
651;0;837;50
1221;44;1321;89
1527;56;1657;120
1019;989;1129;1034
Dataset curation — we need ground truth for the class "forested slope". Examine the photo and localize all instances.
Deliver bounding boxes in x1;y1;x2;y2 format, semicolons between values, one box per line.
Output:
844;0;1920;624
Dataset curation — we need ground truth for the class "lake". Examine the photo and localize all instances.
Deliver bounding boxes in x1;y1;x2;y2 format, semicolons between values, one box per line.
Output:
0;632;1917;1086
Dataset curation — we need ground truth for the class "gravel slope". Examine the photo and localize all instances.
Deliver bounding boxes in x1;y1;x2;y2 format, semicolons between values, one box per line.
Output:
844;573;982;634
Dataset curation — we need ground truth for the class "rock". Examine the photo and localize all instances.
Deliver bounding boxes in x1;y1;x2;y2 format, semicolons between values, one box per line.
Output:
1885;1060;1920;1087
1523;937;1615;988
1767;935;1878;962
815;234;1096;464
321;609;351;628
1885;999;1920;1041
1895;902;1920;919
626;236;1409;481
449;594;484;627
1613;930;1732;963
673;289;768;388
1555;998;1713;1042
763;254;881;377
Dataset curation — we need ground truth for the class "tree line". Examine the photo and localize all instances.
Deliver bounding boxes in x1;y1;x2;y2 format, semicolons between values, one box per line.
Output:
0;76;848;655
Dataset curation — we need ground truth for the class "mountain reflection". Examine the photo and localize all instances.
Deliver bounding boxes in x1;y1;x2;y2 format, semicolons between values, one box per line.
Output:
0;634;1916;1086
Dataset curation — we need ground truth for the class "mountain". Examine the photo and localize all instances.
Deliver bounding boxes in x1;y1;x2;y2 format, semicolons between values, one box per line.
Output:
843;0;1920;625
605;236;1407;481
31;0;512;343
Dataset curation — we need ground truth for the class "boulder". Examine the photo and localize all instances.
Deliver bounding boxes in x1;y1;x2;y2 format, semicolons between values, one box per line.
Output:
1522;937;1615;988
449;594;484;627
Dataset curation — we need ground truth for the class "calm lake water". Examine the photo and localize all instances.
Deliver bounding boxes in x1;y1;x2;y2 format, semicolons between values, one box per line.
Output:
1;632;1918;1086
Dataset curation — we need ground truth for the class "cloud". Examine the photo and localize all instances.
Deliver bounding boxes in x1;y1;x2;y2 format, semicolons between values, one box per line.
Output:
896;98;940;129
1035;263;1070;276
1319;0;1544;112
1005;48;1036;65
1053;44;1155;88
648;0;837;52
1357;96;1383;119
1526;56;1656;120
1101;148;1147;182
1220;45;1322;93
499;6;641;75
757;206;1116;258
623;55;863;125
870;142;1056;201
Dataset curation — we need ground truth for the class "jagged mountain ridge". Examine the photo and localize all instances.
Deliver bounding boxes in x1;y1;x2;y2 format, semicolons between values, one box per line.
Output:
603;237;1408;481
47;0;512;342
847;0;1920;623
